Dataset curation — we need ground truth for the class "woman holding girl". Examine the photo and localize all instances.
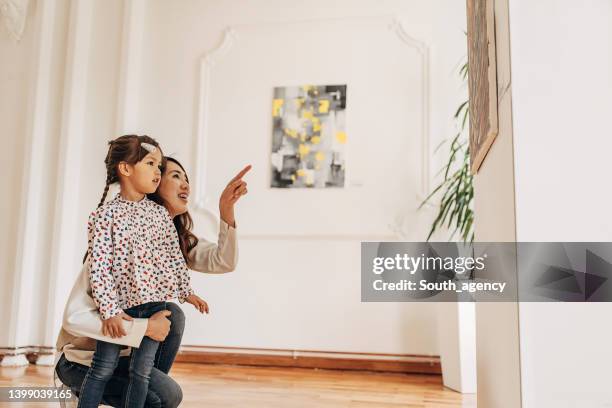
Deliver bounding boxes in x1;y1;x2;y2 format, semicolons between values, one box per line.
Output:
55;135;250;407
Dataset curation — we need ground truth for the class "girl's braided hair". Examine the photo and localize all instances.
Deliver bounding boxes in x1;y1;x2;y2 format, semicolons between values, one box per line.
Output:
83;135;163;264
95;135;162;209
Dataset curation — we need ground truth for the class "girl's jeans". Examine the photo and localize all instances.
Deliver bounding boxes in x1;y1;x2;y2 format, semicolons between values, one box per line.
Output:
56;302;185;408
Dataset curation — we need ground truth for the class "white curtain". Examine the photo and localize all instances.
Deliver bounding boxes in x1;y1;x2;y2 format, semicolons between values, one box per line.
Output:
1;0;29;41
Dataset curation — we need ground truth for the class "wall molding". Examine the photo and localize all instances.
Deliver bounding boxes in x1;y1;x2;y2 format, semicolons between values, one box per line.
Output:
192;16;431;240
0;0;30;42
193;27;236;221
388;18;431;202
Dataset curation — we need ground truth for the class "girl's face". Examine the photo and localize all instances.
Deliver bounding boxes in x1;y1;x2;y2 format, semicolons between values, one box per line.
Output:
124;149;163;194
157;160;190;217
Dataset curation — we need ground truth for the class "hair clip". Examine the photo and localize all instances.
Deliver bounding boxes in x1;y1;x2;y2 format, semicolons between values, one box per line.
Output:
141;142;157;153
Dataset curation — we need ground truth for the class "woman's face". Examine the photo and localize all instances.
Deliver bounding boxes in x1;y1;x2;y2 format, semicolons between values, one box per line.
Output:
157;161;190;217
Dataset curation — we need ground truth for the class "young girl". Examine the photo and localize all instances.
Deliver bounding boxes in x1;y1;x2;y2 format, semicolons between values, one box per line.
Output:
78;135;208;408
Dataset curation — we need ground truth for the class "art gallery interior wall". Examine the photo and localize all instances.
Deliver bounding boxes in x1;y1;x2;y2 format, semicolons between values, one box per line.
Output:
475;0;612;407
0;0;468;363
511;0;612;406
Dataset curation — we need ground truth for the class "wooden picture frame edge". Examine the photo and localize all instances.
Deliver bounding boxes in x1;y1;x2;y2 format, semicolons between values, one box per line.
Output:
469;0;500;175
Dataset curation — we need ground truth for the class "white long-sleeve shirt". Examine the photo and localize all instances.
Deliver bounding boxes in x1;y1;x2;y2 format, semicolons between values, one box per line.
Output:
87;194;193;319
56;221;237;367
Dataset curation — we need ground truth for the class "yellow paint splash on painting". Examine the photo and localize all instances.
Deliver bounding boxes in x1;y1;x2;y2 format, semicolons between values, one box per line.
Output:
301;110;314;120
318;100;330;114
284;128;298;138
298;144;310;157
272;99;284;117
335;131;347;144
311;136;321;144
315;151;325;161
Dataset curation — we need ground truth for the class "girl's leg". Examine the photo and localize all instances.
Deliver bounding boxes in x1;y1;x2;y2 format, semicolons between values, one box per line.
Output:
123;336;160;408
154;302;185;374
77;340;121;408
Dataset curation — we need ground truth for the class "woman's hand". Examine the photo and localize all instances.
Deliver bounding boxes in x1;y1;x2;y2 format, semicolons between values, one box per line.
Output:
101;311;133;338
145;310;172;341
185;294;209;314
219;165;251;227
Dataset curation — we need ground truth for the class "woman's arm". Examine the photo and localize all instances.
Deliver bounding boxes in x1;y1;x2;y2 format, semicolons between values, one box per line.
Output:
218;165;250;228
187;220;238;274
187;165;248;273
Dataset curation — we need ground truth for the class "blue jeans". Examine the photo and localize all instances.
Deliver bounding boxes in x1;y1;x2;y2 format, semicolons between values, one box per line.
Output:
56;302;185;408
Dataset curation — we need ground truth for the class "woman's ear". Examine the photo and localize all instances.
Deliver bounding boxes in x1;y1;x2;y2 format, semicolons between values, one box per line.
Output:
118;161;132;177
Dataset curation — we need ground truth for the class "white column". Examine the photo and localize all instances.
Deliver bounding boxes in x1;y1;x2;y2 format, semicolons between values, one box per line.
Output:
115;0;145;134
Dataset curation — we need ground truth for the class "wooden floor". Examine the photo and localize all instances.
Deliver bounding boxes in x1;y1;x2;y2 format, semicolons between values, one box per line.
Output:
0;362;476;407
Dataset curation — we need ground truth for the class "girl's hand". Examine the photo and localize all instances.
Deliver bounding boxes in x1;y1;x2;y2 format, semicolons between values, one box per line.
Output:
101;312;133;338
185;294;209;314
219;165;251;227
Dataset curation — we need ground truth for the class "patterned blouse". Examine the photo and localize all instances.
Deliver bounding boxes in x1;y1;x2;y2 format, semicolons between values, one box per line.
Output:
87;193;193;320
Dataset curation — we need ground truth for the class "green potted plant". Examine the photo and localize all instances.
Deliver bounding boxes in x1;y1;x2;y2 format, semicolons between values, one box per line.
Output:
420;62;473;243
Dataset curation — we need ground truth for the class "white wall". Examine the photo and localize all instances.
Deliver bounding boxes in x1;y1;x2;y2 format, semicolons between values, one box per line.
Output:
131;0;466;354
509;0;612;406
1;0;467;358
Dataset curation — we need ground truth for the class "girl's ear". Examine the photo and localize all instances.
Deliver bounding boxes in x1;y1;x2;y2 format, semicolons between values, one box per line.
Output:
118;161;132;177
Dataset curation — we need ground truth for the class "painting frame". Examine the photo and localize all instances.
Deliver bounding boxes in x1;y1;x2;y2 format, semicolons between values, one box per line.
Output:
467;0;499;174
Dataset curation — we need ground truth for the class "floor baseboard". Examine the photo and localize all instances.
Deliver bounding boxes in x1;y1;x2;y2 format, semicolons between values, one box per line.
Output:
175;346;441;375
1;345;442;375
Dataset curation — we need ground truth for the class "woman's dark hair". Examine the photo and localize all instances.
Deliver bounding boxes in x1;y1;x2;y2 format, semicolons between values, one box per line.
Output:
83;134;163;264
148;157;199;264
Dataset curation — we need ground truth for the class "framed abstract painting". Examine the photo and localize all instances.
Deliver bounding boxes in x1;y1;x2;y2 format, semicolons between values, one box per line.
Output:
270;84;347;188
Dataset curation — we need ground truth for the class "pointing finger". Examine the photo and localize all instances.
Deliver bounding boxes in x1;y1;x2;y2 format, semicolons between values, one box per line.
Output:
229;165;252;184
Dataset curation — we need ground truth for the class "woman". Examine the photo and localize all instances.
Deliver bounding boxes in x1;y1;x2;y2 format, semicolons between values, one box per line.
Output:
55;157;250;407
